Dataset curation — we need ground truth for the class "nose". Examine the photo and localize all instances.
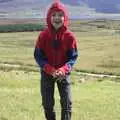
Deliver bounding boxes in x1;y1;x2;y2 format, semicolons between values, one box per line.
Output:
54;15;59;19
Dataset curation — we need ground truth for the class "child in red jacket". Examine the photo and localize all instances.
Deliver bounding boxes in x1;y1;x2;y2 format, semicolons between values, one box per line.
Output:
34;1;78;120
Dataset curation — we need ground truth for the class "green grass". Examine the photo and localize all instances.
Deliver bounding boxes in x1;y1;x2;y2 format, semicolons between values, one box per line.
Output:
0;23;44;32
0;28;120;120
0;70;120;120
0;31;120;75
75;30;120;75
0;70;80;120
80;80;120;120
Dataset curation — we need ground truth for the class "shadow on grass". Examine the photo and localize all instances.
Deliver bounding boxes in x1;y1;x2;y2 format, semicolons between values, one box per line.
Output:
0;117;8;120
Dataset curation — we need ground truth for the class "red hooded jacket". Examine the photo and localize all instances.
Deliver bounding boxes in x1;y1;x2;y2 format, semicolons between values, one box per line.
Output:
34;1;78;75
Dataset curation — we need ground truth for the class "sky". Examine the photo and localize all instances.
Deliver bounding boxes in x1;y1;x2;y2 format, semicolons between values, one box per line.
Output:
0;0;120;19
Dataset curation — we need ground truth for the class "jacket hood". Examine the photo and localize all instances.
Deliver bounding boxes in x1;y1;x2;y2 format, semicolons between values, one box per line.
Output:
46;1;69;31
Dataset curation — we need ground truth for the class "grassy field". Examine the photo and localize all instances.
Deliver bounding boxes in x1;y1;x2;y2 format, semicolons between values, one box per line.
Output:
76;30;120;75
0;70;120;120
0;23;120;120
0;70;80;120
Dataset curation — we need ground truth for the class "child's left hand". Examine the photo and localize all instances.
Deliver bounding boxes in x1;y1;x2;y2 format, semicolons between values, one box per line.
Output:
52;69;65;82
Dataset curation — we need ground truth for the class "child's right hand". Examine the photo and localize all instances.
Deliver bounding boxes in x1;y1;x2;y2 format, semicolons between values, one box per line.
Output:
52;70;65;82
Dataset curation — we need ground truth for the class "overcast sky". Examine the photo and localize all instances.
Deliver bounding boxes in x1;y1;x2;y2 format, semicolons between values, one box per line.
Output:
0;0;120;19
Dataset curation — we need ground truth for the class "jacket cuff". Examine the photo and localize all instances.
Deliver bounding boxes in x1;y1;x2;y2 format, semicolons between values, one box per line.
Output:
43;64;56;75
59;64;71;74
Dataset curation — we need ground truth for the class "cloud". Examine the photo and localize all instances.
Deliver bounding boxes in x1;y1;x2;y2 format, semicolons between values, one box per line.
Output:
0;0;120;19
116;4;120;10
65;3;120;19
66;4;96;16
0;0;14;3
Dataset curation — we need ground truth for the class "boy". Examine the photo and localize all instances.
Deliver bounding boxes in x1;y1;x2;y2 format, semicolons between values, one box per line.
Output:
34;1;78;120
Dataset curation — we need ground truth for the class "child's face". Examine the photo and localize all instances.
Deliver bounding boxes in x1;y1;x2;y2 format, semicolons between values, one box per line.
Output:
51;11;64;30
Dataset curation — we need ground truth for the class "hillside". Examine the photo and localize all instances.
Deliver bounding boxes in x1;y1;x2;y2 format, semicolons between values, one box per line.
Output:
0;18;120;32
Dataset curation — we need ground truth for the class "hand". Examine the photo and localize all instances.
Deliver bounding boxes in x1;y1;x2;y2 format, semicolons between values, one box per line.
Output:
52;69;65;82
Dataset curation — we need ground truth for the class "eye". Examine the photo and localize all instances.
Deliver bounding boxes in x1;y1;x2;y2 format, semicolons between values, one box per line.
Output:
58;12;64;17
59;14;63;17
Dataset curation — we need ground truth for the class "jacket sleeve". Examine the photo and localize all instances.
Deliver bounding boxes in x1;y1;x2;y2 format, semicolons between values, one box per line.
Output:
34;32;56;75
59;34;78;74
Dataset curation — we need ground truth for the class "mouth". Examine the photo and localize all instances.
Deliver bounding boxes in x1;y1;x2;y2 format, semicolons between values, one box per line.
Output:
54;21;61;24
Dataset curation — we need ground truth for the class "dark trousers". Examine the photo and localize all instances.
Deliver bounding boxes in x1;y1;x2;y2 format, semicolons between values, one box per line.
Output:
40;71;72;120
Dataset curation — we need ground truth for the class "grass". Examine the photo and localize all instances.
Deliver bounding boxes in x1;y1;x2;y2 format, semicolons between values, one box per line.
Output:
75;30;120;75
0;24;120;119
80;80;120;120
0;70;80;120
0;30;120;75
0;70;120;120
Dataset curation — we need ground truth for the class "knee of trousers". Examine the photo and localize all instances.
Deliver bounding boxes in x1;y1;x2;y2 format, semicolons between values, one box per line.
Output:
42;99;55;110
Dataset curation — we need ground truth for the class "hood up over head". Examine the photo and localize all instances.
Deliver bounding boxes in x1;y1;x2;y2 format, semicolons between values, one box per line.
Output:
46;1;69;31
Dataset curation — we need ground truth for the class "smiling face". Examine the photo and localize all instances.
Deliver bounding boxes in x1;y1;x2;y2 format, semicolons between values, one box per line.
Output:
51;11;64;30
